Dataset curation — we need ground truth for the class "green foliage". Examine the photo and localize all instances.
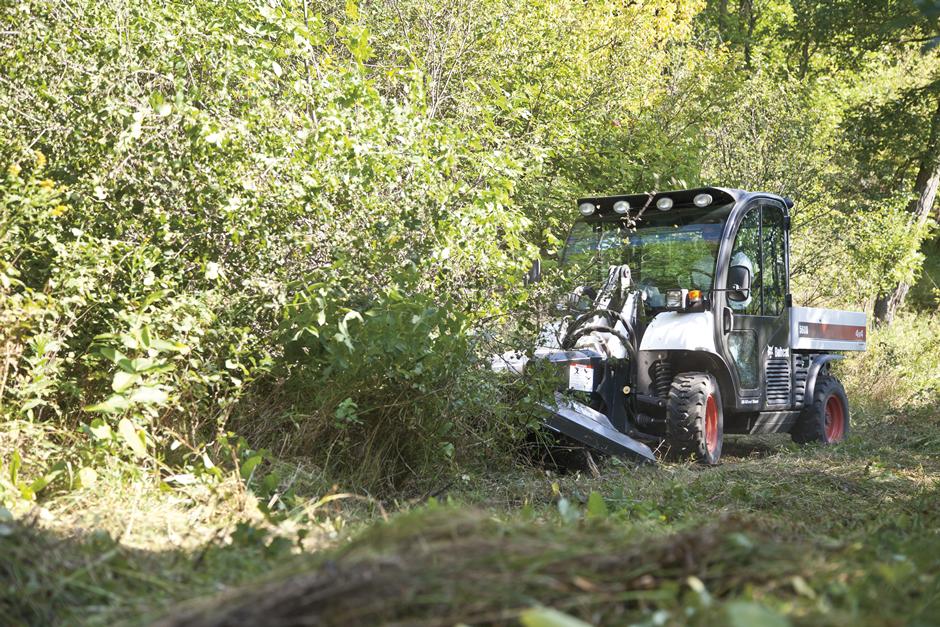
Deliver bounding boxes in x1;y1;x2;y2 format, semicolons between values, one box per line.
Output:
0;0;534;488
276;276;520;487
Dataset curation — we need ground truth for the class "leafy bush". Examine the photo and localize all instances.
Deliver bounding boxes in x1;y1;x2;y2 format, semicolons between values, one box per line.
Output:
0;0;536;490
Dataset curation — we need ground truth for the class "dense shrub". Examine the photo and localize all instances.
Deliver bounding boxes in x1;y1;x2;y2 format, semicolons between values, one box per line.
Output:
0;0;536;490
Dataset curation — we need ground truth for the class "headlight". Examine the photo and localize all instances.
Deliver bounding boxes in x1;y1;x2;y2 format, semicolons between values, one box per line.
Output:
665;289;687;309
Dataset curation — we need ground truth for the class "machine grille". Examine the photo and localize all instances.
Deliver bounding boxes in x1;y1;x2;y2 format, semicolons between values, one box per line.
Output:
765;357;791;406
793;354;811;407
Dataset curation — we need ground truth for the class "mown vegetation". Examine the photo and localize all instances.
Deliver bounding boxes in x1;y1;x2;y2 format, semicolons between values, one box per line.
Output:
1;0;939;625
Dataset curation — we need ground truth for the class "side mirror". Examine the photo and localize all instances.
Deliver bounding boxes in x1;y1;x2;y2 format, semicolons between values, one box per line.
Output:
525;259;541;285
727;265;751;302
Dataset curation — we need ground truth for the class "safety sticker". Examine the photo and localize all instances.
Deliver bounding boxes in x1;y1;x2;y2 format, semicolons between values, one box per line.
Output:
568;363;594;392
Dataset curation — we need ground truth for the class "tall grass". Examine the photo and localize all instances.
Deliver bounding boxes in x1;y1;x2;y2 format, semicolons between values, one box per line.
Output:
841;313;940;416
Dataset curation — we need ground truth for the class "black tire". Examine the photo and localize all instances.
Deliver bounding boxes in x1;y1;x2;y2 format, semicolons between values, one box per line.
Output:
667;372;723;465
791;375;850;444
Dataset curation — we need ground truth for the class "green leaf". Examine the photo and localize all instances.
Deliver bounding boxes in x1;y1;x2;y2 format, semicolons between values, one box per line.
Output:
99;347;128;364
129;386;168;405
725;601;790;627
112;371;140;393
129;357;155;372
88;419;112;440
17;484;35;501
519;607;592;627
240;454;264;480
30;465;63;494
9;451;21;484
140;290;169;309
586;491;608;519
140;325;152;349
117;418;148;458
148;338;187;353
84;394;130;414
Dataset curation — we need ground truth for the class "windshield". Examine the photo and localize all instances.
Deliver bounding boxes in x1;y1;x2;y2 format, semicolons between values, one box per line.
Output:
561;205;732;303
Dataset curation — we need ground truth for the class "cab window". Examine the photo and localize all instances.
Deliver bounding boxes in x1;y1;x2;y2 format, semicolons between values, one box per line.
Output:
729;207;761;315
762;205;787;316
728;202;787;316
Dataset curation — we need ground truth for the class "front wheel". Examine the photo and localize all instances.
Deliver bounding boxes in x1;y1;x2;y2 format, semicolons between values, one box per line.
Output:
667;372;723;465
791;375;850;444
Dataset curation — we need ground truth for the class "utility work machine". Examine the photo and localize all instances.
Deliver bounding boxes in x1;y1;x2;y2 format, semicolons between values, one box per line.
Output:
497;187;866;465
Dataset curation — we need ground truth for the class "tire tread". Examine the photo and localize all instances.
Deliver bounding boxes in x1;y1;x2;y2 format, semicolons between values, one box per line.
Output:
791;374;849;444
667;372;721;463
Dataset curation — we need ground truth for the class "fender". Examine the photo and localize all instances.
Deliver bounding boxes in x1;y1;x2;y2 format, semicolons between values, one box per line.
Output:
639;311;718;353
803;354;843;408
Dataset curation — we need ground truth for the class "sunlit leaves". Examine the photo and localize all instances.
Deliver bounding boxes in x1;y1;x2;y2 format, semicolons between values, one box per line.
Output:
117;418;148;458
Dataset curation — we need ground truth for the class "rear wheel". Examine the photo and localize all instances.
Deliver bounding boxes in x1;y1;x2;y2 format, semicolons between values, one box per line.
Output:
667;372;723;465
791;375;850;444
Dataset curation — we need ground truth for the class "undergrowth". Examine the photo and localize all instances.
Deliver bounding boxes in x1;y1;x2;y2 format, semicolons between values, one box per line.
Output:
1;314;938;625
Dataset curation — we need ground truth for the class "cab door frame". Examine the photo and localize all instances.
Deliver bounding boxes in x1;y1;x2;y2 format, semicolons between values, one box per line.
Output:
713;196;792;412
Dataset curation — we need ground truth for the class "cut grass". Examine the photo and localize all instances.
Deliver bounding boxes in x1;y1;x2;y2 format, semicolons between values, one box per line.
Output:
153;407;940;626
156;508;810;626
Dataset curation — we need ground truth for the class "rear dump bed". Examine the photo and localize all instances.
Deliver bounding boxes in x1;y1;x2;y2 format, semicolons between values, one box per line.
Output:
790;306;867;352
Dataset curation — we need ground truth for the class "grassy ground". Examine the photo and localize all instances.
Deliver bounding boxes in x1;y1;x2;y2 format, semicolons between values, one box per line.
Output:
2;315;939;626
2;399;938;626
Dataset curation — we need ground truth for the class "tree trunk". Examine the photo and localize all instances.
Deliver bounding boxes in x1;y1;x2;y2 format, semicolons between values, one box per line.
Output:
739;0;755;69
874;97;940;325
873;167;940;324
798;38;810;79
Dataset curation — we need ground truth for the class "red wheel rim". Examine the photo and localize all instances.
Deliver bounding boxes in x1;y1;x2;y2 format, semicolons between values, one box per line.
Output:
824;395;845;442
705;394;719;453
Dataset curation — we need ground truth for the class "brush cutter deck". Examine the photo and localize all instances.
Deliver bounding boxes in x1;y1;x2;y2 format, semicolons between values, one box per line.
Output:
541;392;656;463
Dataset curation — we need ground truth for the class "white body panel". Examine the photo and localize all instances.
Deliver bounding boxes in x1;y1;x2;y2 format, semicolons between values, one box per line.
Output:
790;306;866;352
638;311;718;354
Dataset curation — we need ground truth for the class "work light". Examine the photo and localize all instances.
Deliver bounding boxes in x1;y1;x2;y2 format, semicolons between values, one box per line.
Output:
613;200;630;214
656;197;673;211
693;193;713;207
579;202;596;216
665;289;686;309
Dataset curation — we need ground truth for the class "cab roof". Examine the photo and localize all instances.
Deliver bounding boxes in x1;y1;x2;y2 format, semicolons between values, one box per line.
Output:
576;186;793;215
